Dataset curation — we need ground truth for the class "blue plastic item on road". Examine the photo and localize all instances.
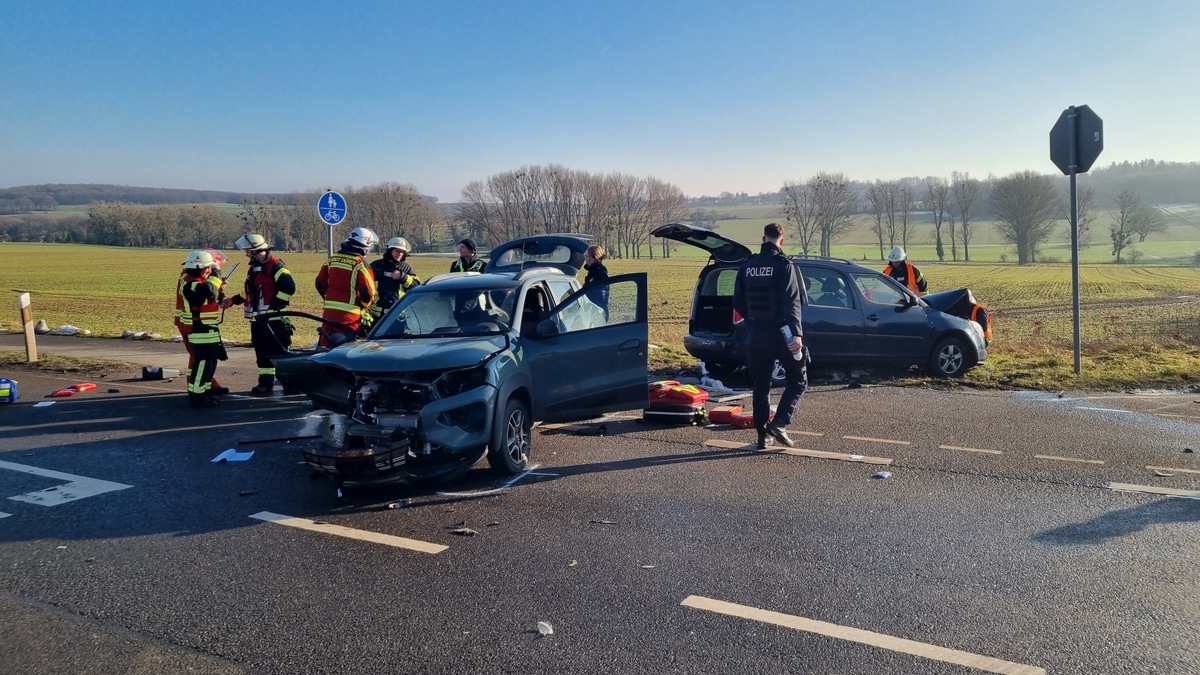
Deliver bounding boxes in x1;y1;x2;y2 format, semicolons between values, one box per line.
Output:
0;377;18;403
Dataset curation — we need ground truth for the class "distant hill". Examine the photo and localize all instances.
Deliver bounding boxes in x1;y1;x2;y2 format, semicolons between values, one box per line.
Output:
0;183;280;213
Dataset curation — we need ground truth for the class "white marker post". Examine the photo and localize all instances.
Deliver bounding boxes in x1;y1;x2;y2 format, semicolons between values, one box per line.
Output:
17;292;37;363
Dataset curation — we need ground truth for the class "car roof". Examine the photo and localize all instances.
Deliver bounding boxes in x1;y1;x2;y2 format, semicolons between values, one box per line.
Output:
422;267;573;290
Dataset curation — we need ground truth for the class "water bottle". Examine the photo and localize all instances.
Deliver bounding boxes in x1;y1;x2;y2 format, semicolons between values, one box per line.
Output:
781;326;803;361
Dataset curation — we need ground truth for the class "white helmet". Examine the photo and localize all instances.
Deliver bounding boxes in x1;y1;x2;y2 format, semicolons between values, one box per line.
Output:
235;233;270;253
184;250;215;270
347;227;378;250
887;246;906;263
386;237;411;254
205;248;227;267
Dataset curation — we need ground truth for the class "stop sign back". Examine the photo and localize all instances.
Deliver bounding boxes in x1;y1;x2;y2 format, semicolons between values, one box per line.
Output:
1050;105;1103;174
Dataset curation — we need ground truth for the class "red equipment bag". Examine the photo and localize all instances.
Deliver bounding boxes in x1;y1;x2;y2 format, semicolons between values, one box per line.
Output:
708;405;744;424
648;381;709;405
729;409;773;429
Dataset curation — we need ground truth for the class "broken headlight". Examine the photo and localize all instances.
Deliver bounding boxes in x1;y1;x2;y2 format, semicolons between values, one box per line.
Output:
434;365;488;398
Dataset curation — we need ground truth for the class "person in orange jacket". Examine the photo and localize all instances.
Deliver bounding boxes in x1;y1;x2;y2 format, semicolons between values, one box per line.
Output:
315;227;378;347
883;246;928;295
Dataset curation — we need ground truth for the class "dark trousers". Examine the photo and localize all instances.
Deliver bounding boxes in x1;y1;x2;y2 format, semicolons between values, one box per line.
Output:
746;326;807;432
251;319;291;381
187;340;220;399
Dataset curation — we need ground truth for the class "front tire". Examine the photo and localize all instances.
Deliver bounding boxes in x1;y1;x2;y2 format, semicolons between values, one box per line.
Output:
487;397;531;474
928;336;970;377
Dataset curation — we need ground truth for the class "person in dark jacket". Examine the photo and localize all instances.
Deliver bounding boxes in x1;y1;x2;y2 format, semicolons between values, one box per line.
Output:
733;222;807;449
582;244;609;316
369;236;421;321
451;238;485;273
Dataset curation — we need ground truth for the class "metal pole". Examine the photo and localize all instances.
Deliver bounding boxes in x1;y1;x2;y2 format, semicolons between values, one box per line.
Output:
1068;106;1082;375
18;292;37;363
328;224;334;258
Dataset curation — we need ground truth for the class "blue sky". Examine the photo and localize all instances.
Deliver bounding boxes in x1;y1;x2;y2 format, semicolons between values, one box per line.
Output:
3;1;1197;202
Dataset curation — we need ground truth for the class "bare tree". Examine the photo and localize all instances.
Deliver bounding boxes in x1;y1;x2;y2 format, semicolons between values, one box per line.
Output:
811;173;856;257
989;170;1060;264
865;180;893;259
925;177;950;261
1110;190;1140;263
1132;205;1168;243
951;171;982;261
645;177;689;258
781;180;820;255
897;182;916;250
283;190;328;252
1060;183;1097;248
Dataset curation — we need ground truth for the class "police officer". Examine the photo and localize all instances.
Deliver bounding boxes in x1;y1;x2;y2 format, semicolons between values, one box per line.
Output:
733;222;807;449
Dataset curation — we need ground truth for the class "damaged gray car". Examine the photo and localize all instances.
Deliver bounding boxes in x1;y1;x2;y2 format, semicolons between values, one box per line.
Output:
275;235;649;495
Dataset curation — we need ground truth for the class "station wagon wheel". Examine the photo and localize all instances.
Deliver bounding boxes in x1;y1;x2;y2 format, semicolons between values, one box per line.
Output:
487;397;531;474
928;336;969;378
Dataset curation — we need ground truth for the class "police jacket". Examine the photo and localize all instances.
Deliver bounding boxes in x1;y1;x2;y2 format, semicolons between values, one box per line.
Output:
733;241;803;338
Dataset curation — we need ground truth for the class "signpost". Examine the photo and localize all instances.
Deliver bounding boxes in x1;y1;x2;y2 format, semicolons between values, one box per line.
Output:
1049;105;1103;375
318;191;348;256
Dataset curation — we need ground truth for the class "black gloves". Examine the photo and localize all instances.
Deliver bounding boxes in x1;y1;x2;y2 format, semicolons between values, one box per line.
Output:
229;294;245;306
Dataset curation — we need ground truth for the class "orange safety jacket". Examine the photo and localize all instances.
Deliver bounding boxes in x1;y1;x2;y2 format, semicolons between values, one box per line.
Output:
885;261;923;295
316;252;376;324
971;303;992;341
177;271;225;332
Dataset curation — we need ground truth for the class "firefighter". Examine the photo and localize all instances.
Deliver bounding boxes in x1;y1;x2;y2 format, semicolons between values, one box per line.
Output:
884;246;928;295
733;223;807;450
450;237;485;273
175;249;229;396
316;227;378;347
230;233;297;396
181;250;225;408
369;236;421;322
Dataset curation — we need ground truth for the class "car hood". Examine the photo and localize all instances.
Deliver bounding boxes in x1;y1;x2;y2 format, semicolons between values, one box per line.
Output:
922;287;978;314
312;335;508;373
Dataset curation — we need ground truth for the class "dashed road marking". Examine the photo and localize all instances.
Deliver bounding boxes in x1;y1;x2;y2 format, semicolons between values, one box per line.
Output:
1034;454;1105;465
939;444;1003;455
704;439;892;465
681;595;1045;675
249;511;448;554
1146;465;1200;475
0;460;133;506
1107;483;1200;499
0;512;11;519
842;435;910;446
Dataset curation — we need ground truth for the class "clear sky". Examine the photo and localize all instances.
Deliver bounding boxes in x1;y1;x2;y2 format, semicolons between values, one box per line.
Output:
3;1;1197;202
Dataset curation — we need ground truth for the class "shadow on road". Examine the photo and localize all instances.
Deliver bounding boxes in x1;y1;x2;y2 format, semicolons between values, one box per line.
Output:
1033;497;1200;545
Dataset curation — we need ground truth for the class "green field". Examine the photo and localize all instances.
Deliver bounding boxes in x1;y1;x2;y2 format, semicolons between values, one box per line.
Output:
3;242;1200;390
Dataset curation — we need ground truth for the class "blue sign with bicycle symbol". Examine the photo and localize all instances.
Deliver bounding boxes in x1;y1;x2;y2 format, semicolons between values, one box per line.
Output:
318;191;347;225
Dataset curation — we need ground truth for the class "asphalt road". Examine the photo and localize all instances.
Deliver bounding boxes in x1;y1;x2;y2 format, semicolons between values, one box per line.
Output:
1;335;1199;674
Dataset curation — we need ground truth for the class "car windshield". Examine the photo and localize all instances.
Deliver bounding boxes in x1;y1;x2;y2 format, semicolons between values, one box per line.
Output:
372;287;520;337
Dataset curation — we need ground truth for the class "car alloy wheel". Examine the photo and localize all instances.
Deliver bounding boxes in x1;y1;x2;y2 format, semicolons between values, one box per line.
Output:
929;336;968;377
487;397;531;474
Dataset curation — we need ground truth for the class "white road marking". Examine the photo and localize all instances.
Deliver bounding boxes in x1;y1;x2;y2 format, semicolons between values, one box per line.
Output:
1146;465;1200;475
1075;406;1138;414
1034;454;1105;465
0;460;133;506
249;511;448;554
681;595;1046;675
437;465;548;498
842;435;911;446
1107;483;1200;499
939;444;1003;455
0;512;11;519
703;439;892;465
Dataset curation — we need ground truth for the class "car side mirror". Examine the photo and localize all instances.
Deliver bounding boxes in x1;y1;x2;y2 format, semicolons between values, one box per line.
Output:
535;317;560;338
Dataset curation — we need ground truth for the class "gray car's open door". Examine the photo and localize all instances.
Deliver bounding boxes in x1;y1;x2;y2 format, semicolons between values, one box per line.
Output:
523;273;649;422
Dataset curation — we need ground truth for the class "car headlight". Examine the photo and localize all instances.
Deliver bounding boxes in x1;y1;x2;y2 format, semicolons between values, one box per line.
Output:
434;365;489;398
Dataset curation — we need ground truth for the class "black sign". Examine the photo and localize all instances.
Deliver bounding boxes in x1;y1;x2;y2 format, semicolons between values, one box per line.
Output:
1050;105;1103;174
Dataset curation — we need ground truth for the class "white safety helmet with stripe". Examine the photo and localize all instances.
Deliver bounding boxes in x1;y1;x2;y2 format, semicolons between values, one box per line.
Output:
184;250;215;270
887;246;906;263
235;233;270;253
386;237;411;254
347;227;378;250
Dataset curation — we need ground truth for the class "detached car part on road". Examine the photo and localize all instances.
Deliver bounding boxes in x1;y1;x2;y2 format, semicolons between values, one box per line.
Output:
275;235;649;495
651;223;988;382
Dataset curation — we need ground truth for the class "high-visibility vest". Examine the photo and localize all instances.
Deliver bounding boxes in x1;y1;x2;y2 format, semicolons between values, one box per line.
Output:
451;257;485;273
317;253;376;316
183;274;222;345
886;262;922;295
244;255;294;321
177;272;224;331
971;303;992;341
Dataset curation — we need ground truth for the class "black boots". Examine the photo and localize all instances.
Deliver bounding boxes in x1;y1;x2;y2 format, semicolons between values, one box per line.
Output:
250;376;275;396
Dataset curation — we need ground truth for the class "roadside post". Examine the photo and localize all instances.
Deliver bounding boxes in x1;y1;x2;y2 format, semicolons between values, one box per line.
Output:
1049;104;1103;375
17;292;37;363
318;191;348;257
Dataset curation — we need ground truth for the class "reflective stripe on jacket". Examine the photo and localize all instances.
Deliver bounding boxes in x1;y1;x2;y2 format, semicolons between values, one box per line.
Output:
885;261;924;295
971;303;992;340
316;252;375;316
183;275;222;345
245;255;295;321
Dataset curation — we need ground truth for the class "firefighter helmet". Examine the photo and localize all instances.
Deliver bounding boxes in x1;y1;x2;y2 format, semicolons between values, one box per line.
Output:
347;227;378;250
205;248;227;267
184;250;215;270
887;246;906;263
386;237;411;254
235;233;270;253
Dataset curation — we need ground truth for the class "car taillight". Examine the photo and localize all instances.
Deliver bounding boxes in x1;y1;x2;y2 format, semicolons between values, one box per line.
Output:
732;308;743;324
